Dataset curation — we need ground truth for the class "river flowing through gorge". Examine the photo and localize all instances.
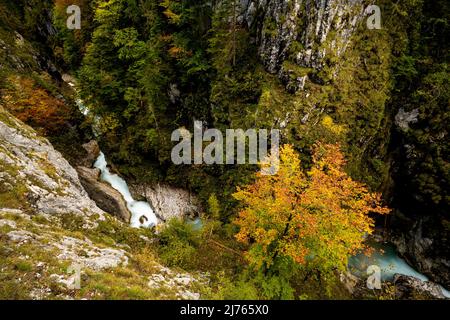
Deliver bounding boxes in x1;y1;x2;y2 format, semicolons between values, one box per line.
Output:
74;93;448;298
93;152;158;228
75;97;158;229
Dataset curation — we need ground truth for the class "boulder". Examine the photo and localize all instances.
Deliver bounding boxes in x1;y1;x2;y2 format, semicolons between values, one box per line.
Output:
76;166;131;222
81;140;101;168
53;236;129;271
129;183;200;222
393;274;447;300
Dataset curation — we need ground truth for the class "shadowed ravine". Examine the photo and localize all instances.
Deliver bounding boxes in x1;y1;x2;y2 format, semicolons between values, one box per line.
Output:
77;95;449;298
94;152;158;228
76;98;158;229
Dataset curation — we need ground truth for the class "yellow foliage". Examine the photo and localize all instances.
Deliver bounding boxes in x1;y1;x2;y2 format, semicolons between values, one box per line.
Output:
321;115;347;135
163;9;181;25
168;46;185;58
233;143;390;273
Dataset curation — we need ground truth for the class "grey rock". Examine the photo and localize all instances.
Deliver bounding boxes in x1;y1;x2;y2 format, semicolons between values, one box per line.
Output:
81;140;101;168
0;219;17;229
390;216;450;288
238;0;368;91
0;107;106;224
393;274;447;300
395;108;419;131
340;271;359;294
7;230;38;243
147;265;207;300
76;166;131;223
53;236;129;271
129;183;200;222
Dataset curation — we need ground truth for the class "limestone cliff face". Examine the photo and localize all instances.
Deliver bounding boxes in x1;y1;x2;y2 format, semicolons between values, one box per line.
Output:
239;0;368;91
0;106;105;224
0;107;206;300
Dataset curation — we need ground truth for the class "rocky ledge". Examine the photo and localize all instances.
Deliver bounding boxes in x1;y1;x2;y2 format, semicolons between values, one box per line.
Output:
129;183;201;223
0;106;105;226
76;166;131;223
393;274;447;300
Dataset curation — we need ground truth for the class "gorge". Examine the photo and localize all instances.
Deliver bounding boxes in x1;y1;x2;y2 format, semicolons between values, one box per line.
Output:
0;0;448;300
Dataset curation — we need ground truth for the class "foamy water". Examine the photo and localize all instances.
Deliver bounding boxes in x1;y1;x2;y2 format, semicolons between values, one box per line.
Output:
94;152;158;228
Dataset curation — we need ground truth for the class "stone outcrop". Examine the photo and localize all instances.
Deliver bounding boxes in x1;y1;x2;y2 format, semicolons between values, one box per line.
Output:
80;140;101;168
76;166;131;223
6;229;129;272
148;266;208;300
129;183;200;222
52;236;129;271
339;271;360;294
0;106;105;224
237;0;368;91
393;274;447;300
395;108;419;132
390;215;450;288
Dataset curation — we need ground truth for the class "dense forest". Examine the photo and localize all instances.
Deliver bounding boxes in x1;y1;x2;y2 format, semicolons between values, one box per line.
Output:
0;0;448;300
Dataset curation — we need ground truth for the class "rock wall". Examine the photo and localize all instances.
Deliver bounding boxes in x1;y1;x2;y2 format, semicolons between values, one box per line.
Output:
76;166;131;223
129;183;200;223
390;215;450;288
393;274;447;300
0;106;105;225
239;0;368;91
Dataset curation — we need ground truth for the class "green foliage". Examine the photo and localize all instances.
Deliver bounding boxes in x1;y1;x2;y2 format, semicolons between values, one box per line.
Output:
206;258;297;300
60;213;86;231
40;0;449;300
385;0;450;218
207;193;221;219
206;272;259;300
157;218;203;269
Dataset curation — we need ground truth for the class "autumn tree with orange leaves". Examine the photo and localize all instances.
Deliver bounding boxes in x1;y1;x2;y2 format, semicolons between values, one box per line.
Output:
1;76;73;136
233;143;390;278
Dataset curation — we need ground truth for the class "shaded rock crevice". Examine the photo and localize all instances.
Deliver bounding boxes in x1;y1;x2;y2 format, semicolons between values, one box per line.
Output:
389;215;450;288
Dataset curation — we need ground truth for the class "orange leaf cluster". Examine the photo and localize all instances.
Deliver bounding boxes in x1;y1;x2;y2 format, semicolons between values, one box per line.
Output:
1;76;72;135
233;143;390;273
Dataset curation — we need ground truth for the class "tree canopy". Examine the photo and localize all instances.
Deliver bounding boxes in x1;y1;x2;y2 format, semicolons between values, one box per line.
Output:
234;144;390;276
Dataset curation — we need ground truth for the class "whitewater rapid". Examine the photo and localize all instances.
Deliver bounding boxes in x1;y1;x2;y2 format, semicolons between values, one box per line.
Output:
94;152;158;228
76;96;158;229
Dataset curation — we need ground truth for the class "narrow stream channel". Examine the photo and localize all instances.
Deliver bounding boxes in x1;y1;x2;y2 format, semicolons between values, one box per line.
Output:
74;91;448;298
75;97;158;229
94;152;158;228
